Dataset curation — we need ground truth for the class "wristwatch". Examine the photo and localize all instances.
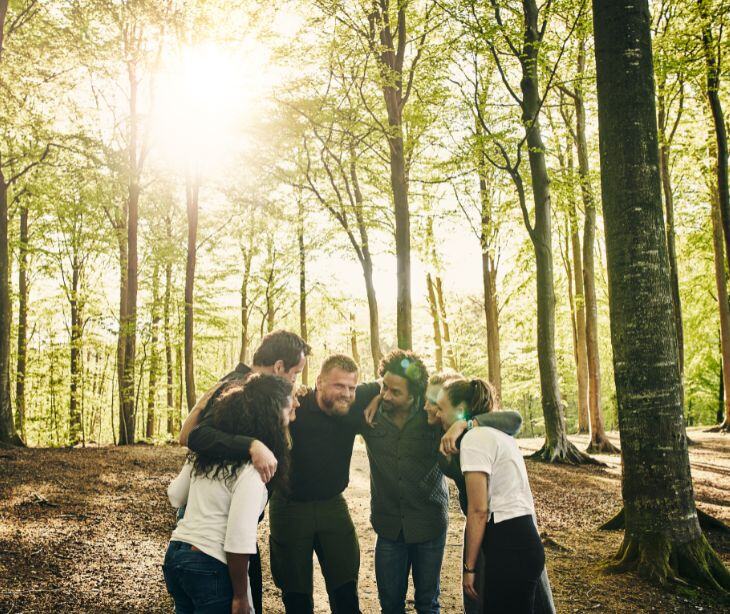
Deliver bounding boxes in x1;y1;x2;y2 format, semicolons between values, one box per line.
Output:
466;419;475;431
463;562;477;573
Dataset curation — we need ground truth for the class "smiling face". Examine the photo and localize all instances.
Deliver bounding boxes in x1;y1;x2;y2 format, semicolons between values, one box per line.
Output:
435;388;464;430
381;372;413;413
316;367;358;416
424;384;444;426
281;395;295;427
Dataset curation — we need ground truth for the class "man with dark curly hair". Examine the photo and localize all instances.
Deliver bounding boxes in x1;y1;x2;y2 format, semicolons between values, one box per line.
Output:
359;349;450;614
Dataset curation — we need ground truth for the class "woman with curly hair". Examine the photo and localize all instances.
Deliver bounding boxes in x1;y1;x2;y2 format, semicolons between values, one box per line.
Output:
163;374;293;614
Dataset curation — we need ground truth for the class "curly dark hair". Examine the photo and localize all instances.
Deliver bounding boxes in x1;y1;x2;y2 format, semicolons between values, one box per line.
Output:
189;374;292;491
378;349;429;405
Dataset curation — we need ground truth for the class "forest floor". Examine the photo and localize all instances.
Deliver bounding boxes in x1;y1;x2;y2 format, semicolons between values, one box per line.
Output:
0;427;728;613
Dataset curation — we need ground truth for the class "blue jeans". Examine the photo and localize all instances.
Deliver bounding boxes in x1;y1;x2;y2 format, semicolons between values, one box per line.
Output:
374;531;446;614
162;541;233;614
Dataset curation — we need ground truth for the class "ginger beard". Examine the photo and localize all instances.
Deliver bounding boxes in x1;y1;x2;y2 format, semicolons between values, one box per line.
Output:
316;367;358;417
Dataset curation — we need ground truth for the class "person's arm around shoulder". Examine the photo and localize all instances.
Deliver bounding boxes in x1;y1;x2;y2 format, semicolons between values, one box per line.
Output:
167;462;193;508
178;383;221;446
440;410;522;455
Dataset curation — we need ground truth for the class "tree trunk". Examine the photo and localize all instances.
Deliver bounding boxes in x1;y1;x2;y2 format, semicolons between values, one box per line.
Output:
239;248;252;366
0;177;21;446
519;0;593;463
657;87;684;375
298;198;308;386
371;2;413;349
146;262;160;439
184;172;199;411
476;134;502;396
571;38;618;454
700;0;730;294
435;276;457;371
592;0;729;589
710;164;730;432
15;204;28;442
426;273;443;372
69;255;83;446
164;218;175;436
569;196;590;435
350;312;361;366
350;151;383;374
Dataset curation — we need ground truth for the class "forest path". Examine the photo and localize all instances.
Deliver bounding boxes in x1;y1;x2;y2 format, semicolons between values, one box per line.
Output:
0;428;727;613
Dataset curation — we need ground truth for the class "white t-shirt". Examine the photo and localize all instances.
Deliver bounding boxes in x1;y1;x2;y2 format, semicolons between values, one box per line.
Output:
459;427;536;523
168;462;268;565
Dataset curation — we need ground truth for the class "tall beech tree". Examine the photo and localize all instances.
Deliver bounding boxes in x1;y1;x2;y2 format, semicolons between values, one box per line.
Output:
592;0;730;589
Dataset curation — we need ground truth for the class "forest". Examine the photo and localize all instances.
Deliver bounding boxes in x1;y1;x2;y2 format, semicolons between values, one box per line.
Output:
0;0;729;612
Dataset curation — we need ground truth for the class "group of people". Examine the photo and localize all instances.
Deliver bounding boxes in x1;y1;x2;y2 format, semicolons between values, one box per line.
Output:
161;330;554;613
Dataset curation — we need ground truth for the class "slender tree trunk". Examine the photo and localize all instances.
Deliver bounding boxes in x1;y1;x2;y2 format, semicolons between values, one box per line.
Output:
69;257;83;446
435;276;457;370
0;177;20;446
426;273;443;372
700;0;730;290
350;151;383;374
298;198;308;386
519;0;592;463
184;172;199;411
371;2;413;349
657;88;684;374
568;177;590;434
572;39;618;454
239;249;252;365
164;219;174;436
593;0;729;588
15;204;28;442
146;262;160;439
350;313;361;366
476;131;502;396
710;160;730;432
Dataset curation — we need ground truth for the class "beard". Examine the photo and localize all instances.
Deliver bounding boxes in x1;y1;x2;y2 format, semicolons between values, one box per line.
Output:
320;394;352;416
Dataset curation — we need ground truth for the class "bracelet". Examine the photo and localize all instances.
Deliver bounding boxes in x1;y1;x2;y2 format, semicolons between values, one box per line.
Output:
463;563;477;573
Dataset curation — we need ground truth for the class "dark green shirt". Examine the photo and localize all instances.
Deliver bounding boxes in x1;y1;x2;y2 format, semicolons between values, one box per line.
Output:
361;404;448;544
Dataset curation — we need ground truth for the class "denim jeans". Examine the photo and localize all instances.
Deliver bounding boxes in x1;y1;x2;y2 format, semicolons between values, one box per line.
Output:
162;541;234;614
374;530;446;614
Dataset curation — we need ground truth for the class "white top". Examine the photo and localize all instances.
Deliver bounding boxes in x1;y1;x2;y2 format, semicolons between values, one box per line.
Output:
460;427;536;524
168;462;268;565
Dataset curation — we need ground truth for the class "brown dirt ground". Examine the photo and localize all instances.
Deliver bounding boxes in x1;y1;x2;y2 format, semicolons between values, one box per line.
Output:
0;428;728;613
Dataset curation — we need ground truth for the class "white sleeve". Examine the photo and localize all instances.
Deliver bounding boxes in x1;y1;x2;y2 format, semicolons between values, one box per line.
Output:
460;430;497;475
168;462;192;508
224;467;268;555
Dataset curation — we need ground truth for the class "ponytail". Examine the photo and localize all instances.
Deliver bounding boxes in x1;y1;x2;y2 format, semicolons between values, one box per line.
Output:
443;377;496;418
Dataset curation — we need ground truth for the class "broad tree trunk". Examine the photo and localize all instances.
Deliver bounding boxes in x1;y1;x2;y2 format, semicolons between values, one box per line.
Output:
298;198;308;386
520;0;592;463
184;172;199;411
593;0;729;588
15;204;28;441
146;262;160;439
69;257;83;446
710;160;730;432
426;273;443;372
0;177;21;446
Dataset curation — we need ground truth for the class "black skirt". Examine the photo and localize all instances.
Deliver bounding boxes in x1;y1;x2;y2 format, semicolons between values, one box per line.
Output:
481;514;545;614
